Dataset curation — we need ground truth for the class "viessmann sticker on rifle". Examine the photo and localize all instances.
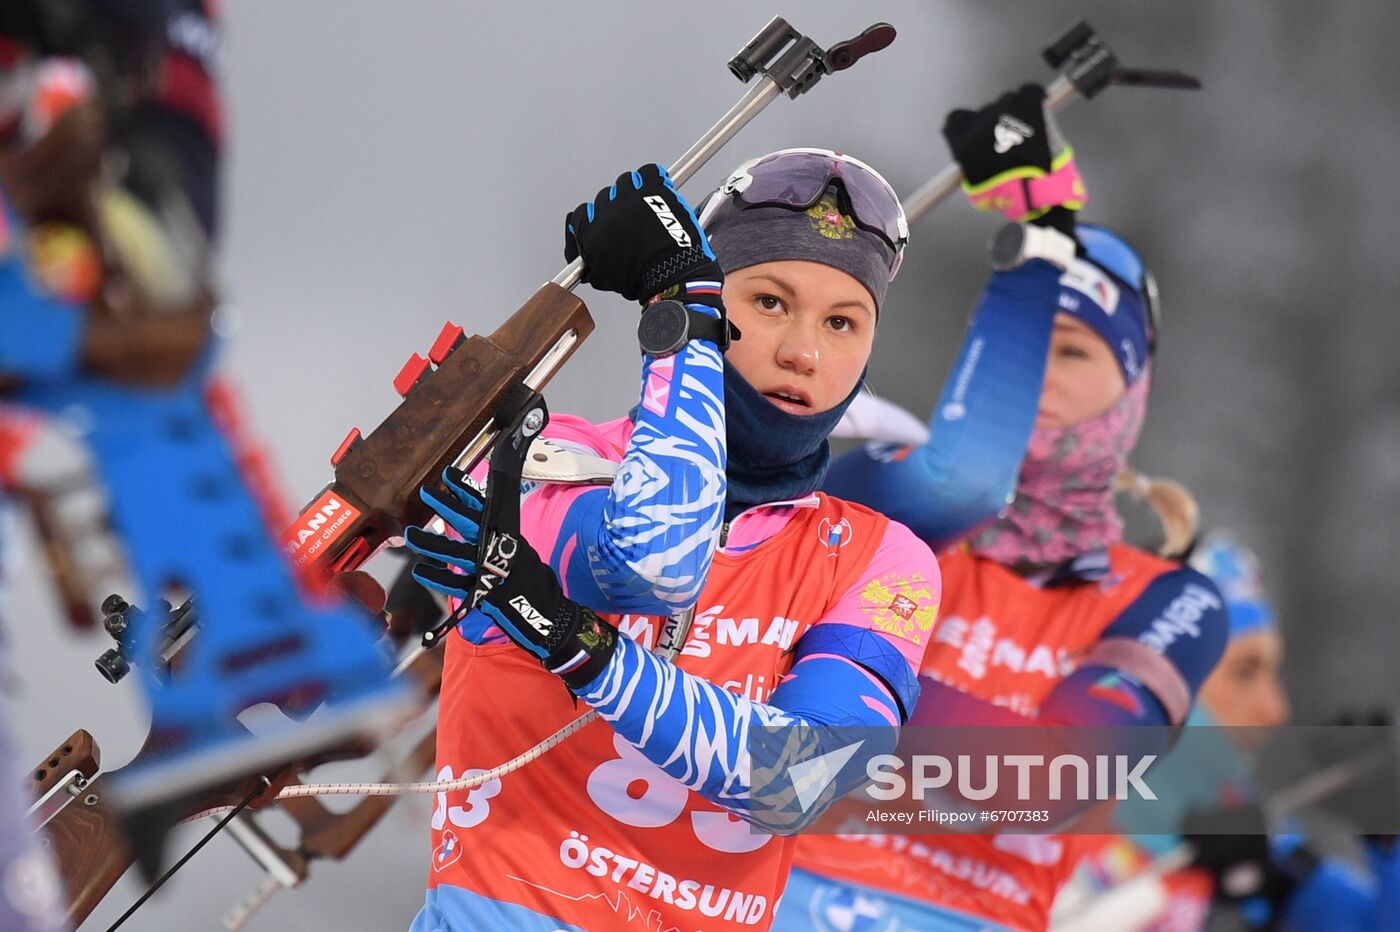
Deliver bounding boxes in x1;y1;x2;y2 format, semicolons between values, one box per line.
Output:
282;491;361;566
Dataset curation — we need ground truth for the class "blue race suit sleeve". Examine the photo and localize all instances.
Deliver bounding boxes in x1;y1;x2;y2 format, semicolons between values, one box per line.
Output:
573;523;936;833
1040;568;1228;728
548;308;726;616
823;259;1061;549
915;569;1224;828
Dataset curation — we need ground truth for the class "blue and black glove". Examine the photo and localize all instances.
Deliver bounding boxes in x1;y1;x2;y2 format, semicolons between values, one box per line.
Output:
404;467;618;690
564;163;723;308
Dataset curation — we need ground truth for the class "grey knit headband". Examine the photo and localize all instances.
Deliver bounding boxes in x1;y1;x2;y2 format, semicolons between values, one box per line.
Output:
704;194;894;311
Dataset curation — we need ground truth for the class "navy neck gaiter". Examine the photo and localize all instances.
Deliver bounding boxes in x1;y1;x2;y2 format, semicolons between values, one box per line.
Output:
722;359;860;520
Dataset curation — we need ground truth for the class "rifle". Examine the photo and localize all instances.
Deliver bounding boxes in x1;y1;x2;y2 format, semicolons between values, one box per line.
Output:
279;16;898;601
0;49;420;877
28;729;129;926
29;713;438;929
31;591;445;930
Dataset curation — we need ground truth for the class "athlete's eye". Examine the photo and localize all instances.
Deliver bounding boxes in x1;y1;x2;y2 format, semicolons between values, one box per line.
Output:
1055;344;1090;360
828;315;853;332
755;294;783;312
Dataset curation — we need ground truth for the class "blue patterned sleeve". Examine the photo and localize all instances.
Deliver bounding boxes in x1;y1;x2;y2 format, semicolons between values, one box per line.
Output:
577;623;914;832
823;260;1062;548
549;302;726;616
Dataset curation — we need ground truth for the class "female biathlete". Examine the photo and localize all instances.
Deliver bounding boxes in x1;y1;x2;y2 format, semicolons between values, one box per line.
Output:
1067;531;1400;932
404;151;942;931
775;85;1229;931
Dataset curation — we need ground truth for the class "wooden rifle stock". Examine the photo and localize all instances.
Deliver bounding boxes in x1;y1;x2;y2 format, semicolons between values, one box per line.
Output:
28;731;100;803
28;730;134;927
33;724;260;926
40;771;132;926
32;649;444;926
282;284;594;582
28;729;101;831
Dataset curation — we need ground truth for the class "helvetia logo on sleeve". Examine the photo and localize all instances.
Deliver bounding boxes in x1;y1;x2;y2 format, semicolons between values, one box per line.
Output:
1139;583;1222;652
643;196;693;248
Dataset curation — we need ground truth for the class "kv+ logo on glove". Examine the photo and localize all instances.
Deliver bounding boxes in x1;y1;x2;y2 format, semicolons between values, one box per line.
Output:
406;467;618;690
564;163;719;304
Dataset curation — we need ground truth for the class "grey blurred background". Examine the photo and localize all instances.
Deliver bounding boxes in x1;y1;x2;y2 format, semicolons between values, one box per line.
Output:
5;1;1398;928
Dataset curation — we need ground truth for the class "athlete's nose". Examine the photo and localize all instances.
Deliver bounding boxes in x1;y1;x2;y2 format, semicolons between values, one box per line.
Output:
775;321;819;375
1261;681;1291;727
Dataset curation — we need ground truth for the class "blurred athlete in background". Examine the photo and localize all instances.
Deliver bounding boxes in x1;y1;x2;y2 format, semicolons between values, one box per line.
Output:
1063;531;1400;932
777;84;1227;931
1;3;220;926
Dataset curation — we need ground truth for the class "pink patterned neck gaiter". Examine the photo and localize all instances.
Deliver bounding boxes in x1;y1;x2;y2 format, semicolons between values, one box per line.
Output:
969;367;1152;569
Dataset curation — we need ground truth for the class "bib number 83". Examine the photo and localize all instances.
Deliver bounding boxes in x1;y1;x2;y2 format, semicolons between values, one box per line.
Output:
586;733;770;854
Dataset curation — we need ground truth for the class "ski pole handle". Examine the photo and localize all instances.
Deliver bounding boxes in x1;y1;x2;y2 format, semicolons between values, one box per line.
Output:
901;74;1076;225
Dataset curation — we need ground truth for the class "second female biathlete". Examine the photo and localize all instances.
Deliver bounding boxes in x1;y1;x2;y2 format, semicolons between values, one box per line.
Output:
778;85;1228;931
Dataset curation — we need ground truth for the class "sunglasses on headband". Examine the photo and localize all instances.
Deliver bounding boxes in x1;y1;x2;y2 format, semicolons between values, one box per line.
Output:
699;147;909;280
